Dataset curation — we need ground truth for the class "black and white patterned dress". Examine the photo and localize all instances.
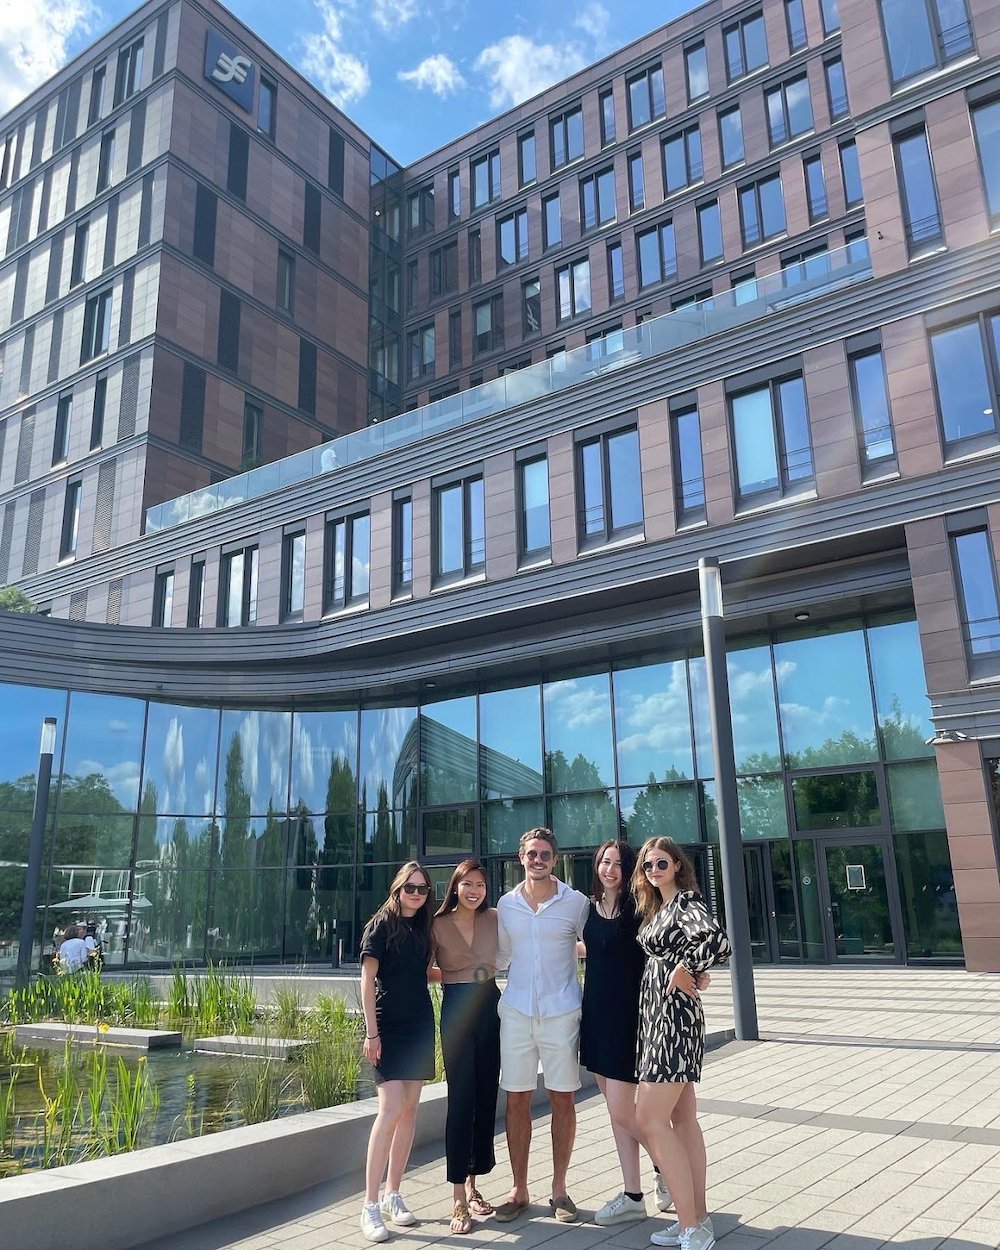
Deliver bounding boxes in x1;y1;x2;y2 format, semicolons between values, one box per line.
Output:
636;890;731;1084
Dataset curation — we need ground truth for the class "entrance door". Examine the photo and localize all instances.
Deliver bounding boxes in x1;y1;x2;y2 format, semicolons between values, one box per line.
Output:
819;838;901;962
744;845;776;963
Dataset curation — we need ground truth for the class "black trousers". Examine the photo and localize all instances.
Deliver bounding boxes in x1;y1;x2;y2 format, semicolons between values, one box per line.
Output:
440;979;501;1185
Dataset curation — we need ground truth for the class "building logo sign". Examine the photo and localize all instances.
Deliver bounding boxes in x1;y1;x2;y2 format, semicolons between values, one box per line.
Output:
204;29;256;112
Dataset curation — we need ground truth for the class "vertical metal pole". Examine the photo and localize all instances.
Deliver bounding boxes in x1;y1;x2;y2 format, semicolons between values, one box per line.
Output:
16;718;57;992
698;559;759;1041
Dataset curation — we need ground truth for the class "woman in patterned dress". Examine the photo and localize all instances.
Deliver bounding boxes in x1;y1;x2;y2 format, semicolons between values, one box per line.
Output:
633;838;731;1250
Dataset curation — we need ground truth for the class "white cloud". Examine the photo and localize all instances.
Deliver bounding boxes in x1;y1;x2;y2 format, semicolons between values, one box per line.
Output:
300;0;371;109
0;0;98;114
574;2;609;44
474;34;588;110
398;53;466;98
373;0;419;32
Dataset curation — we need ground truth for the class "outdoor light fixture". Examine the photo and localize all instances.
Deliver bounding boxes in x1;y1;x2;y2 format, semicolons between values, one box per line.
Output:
794;610;811;621
925;728;970;745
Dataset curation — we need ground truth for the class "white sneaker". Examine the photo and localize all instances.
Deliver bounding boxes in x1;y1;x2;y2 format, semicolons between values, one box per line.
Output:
380;1190;416;1227
655;1176;672;1212
595;1192;647;1225
679;1225;715;1250
650;1216;714;1247
361;1202;389;1243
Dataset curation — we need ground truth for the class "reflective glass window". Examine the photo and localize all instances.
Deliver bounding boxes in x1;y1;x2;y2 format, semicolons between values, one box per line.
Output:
765;76;813;147
578;425;643;544
423;807;475;858
135;813;215;866
480;685;543;799
289;809;356;864
728;643;782;771
62;691;144;812
360;705;418;811
363;806;417;865
866;617;934;758
142;702;219;816
613;659;693;784
217;710;292;815
671;405;706;524
785;0;807;48
972;99;1000;223
731;374;813;502
421;695;477;805
793;840;825;959
804;154;827;220
719;106;744;168
208;869;283;958
849;347;896;472
792;770;880;829
895;128;942;251
893;830;961;958
628;66;665;130
285;864;354;961
216;813;288;869
519;456;550;557
840;140;862;206
724;12;768;81
685;43;708;102
737;776;788;839
53;812;135;865
544;671;615;790
548;791;617;848
880;0;972;85
0;683;66;807
664;126;703;194
951;528;1000;656
619;783;698;843
291;709;358;814
825;57;848;118
135;868;209;963
697;200;723;264
483;796;545;854
600;89;616;145
518;132;535;186
887;761;945;830
930;319;998;452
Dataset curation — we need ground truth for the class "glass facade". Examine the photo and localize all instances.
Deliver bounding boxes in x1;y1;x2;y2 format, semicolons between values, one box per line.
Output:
0;613;960;969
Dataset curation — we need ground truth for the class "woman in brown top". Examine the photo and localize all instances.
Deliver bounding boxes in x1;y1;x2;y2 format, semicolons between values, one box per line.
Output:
431;858;501;1234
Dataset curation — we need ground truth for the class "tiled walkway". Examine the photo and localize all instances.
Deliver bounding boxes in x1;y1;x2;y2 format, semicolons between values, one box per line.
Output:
137;968;1000;1250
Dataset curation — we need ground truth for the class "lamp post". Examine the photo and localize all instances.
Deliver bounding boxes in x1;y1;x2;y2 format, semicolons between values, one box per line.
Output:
698;558;759;1041
16;717;57;992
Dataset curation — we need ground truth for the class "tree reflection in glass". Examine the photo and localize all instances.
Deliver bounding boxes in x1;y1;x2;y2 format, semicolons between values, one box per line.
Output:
143;702;220;816
218;710;292;815
0;682;66;806
866;618;935;760
619;783;698;842
543;672;615;791
360;706;417;811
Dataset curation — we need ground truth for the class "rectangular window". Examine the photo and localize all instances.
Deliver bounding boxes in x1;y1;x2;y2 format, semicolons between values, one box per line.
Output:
556;257;591;320
804;154;828;219
407;325;435;379
70;219;89;287
724;12;768;81
187;560;206;628
429;242;458;299
522;277;541;335
219;545;259;627
518;132;536;185
217;290;241;372
739;173;786;246
90;373;107;448
277;248;294;313
52;393;72;464
328;128;345;195
848;343;897;475
407;185;434;237
895;126;942;253
765;75;813;147
303;182;321;254
258;76;277;140
840;140;863;206
952;526;1000;660
449;309;462;368
580;167;616;230
406;259;418;310
971;98;1000;225
96;129;115;192
781;243;829;285
88;65;106;126
241;401;262;469
730;373;813;502
473;294;504;354
497;208;529;266
578;424;643;546
663;125;703;195
281;530;306;619
60;479;82;558
393;495;413;594
324;512;370;611
550;106;584;168
824;57;848;119
671;402;706;525
929;311;1000;456
449;168;460;219
114;38;143;106
471;149;500;208
518;454;550;558
434;474;485;584
697;200;723;265
227;124;248;200
80;288;112;363
628;65;666;130
543;193;561;248
732;267;758;304
628;152;645;211
600;89;616;145
879;0;974;86
193;184;217;266
820;0;840;33
152;568;174;627
785;0;808;50
637;220;677;287
468;228;482;283
685;43;709;103
607;240;625;302
298;338;316;414
718;105;745;168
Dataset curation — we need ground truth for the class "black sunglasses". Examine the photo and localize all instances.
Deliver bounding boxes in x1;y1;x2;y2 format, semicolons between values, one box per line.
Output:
642;858;673;874
401;883;430;896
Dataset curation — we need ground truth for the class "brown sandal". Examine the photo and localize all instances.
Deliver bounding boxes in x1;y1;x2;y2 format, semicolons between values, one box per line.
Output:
451;1199;473;1234
467;1187;494;1216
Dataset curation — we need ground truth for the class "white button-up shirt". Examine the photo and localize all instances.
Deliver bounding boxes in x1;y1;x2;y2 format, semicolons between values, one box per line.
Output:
497;878;590;1019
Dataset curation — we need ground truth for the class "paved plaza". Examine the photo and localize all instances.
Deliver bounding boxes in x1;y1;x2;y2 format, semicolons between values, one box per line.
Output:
137;968;1000;1250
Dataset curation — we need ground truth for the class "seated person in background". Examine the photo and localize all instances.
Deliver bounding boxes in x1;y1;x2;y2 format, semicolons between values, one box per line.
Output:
58;924;89;973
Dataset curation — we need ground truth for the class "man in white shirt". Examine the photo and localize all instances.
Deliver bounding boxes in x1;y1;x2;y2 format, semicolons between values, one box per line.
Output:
494;827;589;1225
57;924;89;973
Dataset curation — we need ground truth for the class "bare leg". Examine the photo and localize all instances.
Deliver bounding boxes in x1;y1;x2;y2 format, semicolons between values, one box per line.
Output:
597;1075;642;1194
385;1080;422;1193
549;1089;576;1198
636;1082;698;1230
671;1083;707;1222
365;1081;405;1204
504;1091;532;1204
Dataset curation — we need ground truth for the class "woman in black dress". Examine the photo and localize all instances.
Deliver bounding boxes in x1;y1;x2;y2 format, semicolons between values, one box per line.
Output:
359;861;436;1244
633;838;731;1250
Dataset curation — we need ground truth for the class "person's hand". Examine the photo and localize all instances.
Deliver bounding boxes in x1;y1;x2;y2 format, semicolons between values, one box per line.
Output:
696;971;711;991
363;1034;382;1066
667;965;699;999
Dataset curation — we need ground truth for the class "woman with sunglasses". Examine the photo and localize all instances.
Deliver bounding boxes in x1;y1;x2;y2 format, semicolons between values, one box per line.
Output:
431;859;501;1235
359;861;436;1243
633;838;731;1250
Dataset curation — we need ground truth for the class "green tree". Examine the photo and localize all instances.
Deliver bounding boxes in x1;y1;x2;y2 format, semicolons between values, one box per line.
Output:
0;585;35;613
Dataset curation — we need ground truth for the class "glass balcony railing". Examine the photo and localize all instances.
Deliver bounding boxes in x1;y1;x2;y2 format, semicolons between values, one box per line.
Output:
146;237;871;534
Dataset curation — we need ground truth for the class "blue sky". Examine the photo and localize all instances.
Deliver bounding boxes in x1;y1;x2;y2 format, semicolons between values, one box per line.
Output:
1;0;701;163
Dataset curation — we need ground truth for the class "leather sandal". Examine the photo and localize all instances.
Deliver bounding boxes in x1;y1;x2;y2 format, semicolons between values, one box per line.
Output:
451;1199;472;1234
467;1187;494;1216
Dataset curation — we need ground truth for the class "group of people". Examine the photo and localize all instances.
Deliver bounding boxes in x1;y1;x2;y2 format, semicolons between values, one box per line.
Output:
359;827;731;1250
55;921;104;972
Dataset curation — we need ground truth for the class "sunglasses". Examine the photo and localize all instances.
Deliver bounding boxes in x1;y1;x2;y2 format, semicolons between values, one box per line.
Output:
642;858;673;874
401;883;430;896
524;850;553;861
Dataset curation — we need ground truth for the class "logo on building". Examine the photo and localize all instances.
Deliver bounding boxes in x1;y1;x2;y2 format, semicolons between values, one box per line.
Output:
204;29;256;112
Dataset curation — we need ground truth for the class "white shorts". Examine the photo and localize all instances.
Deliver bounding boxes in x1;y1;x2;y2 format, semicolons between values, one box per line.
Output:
499;1003;581;1093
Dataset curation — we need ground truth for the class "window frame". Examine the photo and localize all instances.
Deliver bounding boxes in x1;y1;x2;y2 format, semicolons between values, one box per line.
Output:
516;449;551;562
628;151;645;212
607;239;625;302
764;73;814;148
738;172;787;247
893;123;943;255
89;373;107;449
276;248;295;315
824;57;849;119
662;124;703;196
784;0;808;51
555;256;592;322
218;543;259;628
927;306;1000;458
393;492;413;596
242;399;262;468
970;95;1000;228
575;419;644;548
724;11;769;83
52;393;72;465
60;478;82;559
949;518;1000;674
470;149;501;210
522;276;542;336
846;336;898;478
627;64;666;131
96;129;115;193
718;104;745;170
496;207;529;267
636;219;677;289
152;567;174;628
543;193;562;250
728;368;815;506
80;287;112;364
518;131;536;187
113;38;144;107
803;152;828;221
670;396;707;526
579;166;616;232
407;324;436;380
432;471;486;586
187;559;205;628
599;88;616;146
684;42;709;104
473;293;504;355
258;75;277;141
878;0;975;88
697;199;724;266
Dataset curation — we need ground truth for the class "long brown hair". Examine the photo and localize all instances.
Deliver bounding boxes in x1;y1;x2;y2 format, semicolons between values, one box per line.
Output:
591;840;637;911
362;860;434;954
632;837;700;922
435;858;489;917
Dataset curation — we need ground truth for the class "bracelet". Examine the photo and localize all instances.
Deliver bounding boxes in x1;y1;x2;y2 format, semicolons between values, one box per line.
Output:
366;1033;379;1040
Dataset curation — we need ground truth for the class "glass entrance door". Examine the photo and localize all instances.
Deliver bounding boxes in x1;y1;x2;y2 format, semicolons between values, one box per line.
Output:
820;839;900;961
744;845;775;963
